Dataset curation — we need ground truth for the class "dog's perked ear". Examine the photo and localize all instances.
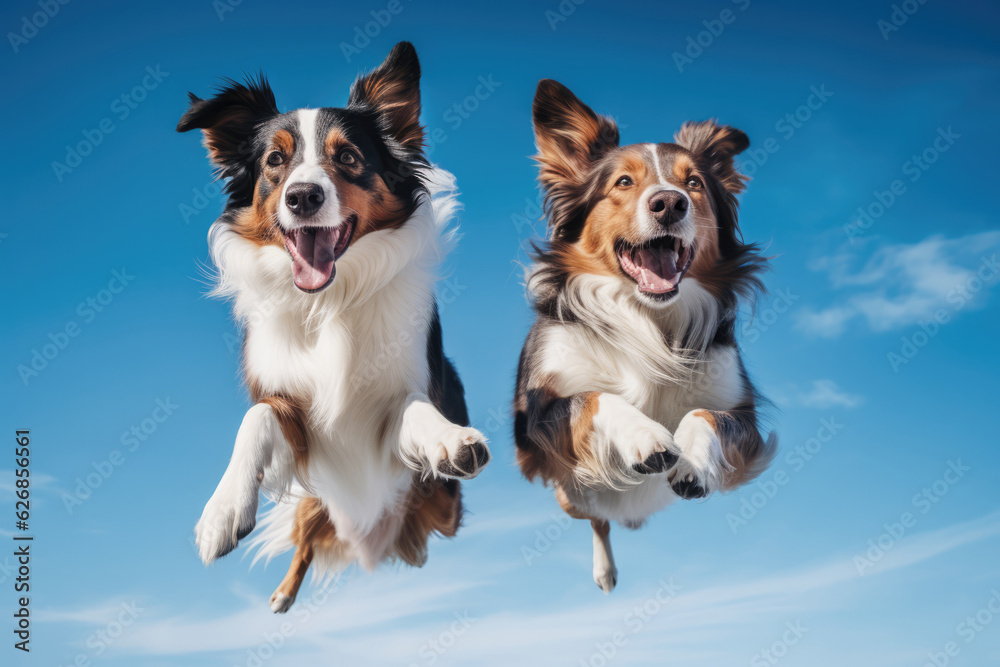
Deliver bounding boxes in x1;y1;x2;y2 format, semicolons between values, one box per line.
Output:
674;120;750;195
532;79;619;191
348;41;424;153
176;75;279;208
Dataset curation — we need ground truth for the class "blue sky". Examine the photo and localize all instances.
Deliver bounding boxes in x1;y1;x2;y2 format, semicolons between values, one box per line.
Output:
2;0;999;664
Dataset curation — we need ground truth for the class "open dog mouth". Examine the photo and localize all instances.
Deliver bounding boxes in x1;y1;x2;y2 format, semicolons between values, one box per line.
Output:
616;235;694;297
282;215;356;292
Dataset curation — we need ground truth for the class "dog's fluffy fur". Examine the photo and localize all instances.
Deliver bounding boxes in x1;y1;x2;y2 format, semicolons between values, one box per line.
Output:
514;80;777;593
177;43;490;613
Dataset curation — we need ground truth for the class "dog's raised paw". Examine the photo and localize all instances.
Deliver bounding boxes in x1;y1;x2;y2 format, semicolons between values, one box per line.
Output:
194;477;258;564
669;471;707;499
435;428;491;480
632;449;679;475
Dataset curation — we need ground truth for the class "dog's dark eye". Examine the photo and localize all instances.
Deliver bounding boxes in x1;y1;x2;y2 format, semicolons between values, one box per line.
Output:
266;151;284;166
687;176;703;189
615;175;634;187
338;149;358;166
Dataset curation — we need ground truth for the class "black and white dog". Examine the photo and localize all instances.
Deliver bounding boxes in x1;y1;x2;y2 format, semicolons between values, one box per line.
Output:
514;80;777;592
177;42;490;612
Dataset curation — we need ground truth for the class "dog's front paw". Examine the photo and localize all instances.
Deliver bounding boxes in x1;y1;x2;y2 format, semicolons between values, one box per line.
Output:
596;396;678;475
669;411;729;499
194;475;259;564
433;426;491;480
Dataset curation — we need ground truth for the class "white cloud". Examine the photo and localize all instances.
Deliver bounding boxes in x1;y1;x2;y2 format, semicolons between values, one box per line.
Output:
0;470;58;495
795;379;863;409
797;231;1000;337
36;509;1000;666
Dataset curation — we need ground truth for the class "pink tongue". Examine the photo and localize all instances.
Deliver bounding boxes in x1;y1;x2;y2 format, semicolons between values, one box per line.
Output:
285;227;340;291
633;247;680;293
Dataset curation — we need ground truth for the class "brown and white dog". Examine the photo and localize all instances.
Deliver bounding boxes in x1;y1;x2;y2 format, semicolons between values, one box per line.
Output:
514;80;777;592
177;43;490;612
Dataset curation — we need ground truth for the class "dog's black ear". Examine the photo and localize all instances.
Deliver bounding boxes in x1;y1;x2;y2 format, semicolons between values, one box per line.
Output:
674;120;749;194
348;41;423;152
176;75;279;206
532;79;619;191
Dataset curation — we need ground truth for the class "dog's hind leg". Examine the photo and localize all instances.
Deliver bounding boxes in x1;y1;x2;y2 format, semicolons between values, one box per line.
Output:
270;497;337;613
269;542;313;614
590;518;617;594
556;485;618;594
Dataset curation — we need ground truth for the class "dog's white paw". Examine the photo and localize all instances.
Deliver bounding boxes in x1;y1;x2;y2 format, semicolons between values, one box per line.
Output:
595;395;678;475
194;475;259;564
269;591;295;614
669;410;730;499
431;425;491;480
594;562;618;594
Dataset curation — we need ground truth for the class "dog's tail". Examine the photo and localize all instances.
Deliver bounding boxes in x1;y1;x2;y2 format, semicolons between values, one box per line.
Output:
722;429;778;491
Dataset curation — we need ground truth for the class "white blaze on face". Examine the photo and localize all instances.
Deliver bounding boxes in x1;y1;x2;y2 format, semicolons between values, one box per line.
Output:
636;143;696;247
278;108;353;293
278;108;342;231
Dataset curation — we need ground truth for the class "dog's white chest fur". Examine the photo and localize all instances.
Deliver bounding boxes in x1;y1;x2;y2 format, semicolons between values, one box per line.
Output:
244;273;430;535
211;169;459;547
535;275;748;524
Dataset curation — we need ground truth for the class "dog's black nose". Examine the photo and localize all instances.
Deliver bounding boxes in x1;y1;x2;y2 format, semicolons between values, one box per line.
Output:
285;183;325;217
648;190;688;225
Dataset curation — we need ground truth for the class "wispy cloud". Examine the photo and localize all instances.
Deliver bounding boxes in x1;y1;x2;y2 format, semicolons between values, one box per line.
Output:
797;232;1000;337
0;469;58;495
792;379;864;409
37;510;1000;666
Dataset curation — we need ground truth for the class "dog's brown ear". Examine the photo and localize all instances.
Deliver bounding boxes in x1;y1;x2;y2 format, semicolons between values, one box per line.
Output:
532;79;619;190
176;74;279;207
349;41;423;152
674;120;749;194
